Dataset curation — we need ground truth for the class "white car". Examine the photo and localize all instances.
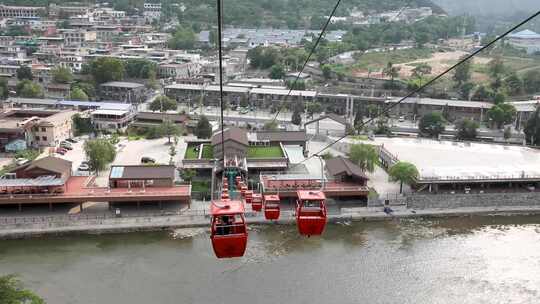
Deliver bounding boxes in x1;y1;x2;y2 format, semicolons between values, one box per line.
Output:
78;164;90;171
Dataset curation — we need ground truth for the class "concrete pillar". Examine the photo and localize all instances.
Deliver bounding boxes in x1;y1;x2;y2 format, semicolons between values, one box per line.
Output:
137;201;140;209
18;203;22;212
79;203;83;213
49;202;52;211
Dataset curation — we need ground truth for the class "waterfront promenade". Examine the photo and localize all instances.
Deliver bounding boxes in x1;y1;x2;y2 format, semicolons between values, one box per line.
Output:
2;203;540;239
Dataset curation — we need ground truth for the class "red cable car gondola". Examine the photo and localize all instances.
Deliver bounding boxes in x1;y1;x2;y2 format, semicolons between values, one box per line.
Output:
244;190;253;204
296;190;327;236
210;199;247;258
251;193;263;211
263;194;280;220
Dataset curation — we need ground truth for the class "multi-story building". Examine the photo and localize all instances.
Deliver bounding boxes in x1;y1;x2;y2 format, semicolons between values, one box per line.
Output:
59;29;96;46
0;5;45;18
0;109;75;150
143;2;161;21
48;3;90;18
99;81;146;104
158;62;201;79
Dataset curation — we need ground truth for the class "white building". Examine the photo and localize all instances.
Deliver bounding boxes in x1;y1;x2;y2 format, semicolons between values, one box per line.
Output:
508;30;540;55
143;2;161;21
305;114;350;137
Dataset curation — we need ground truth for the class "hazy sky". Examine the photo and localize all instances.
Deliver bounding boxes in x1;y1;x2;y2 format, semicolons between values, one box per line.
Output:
433;0;540;16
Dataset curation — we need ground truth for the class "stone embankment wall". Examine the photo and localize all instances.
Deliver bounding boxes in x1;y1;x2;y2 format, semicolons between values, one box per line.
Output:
408;192;540;209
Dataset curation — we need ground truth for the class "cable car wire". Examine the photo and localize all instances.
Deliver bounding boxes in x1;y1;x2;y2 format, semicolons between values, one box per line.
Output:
269;0;415;124
216;0;225;162
269;0;344;123
294;9;540;167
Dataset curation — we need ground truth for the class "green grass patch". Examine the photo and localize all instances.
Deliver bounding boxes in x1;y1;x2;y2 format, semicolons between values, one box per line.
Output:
201;145;213;159
191;180;211;193
247;146;283;158
352;48;433;71
350;135;369;141
184;146;199;159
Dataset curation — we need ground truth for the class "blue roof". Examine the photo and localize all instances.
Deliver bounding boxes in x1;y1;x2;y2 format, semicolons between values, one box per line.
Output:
110;166;124;179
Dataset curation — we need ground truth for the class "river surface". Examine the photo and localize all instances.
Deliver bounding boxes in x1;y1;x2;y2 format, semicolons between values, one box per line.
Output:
1;216;540;304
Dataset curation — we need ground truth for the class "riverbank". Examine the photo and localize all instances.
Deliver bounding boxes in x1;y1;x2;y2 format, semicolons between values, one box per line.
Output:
2;205;540;240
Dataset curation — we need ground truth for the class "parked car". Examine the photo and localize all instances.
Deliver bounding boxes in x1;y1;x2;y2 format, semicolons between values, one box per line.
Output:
78;164;90;171
66;138;78;143
15;158;29;166
239;108;249;114
60;144;73;150
398;116;405;122
141;156;156;164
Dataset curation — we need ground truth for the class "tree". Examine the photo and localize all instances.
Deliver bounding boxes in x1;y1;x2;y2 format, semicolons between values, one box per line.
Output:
167;26;196;50
291;108;302;126
488;103;516;129
269;64;285;79
87;57;124;84
16;66;33;81
0;79;8;100
523;70;540;94
307;102;323;117
388;161;419;194
125;59;157;78
74;82;96;99
180;168;197;181
412;63;432;78
471;85;495;102
286;80;306;90
84;139;116;173
263;120;278;131
419;112;445;138
455;118;479;140
69;87;89;101
195;115;212;139
383;62;400;87
504;72;523;96
458;82;475;100
348;143;378;173
0;274;44;304
147;68;158;89
488;57;505;79
16;80;43;98
208;29;218;48
149;96;177;112
321;64;332;80
72;114;95;135
453;55;471;87
52;66;73;84
160;121;182;144
524;107;540;145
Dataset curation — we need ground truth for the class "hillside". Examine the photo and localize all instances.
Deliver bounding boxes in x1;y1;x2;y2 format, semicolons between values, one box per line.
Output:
1;0;446;29
433;0;539;17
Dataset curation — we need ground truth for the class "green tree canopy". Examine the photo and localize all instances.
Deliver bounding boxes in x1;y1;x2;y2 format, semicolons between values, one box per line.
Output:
488;103;516;129
388;161;419;193
0;79;8;100
0;274;44;304
72;113;94;136
523;70;540;94
348;143;379;173
87;57;124;84
16;80;43;98
160;121;182;144
16;66;33;81
453;55;471;87
412;63;432;78
524;107;540;145
125;59;157;78
269;64;285;79
455;118;479;140
84;139;116;173
291;108;302;126
167;26;196;50
195;115;212;139
70;87;89;101
149;96;177;112
52;66;73;84
419;112;445;138
321;64;332;80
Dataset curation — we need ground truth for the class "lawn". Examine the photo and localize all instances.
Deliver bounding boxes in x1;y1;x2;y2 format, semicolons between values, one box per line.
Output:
247;146;283;158
201;145;213;159
184;146;199;159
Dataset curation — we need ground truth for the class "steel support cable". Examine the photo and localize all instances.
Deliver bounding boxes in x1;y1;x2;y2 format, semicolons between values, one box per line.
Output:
216;0;225;162
269;0;344;123
269;0;415;124
294;9;540;167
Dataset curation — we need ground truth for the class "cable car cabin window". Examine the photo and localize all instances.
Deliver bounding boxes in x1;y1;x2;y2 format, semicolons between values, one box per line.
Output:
214;215;245;236
303;200;322;209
